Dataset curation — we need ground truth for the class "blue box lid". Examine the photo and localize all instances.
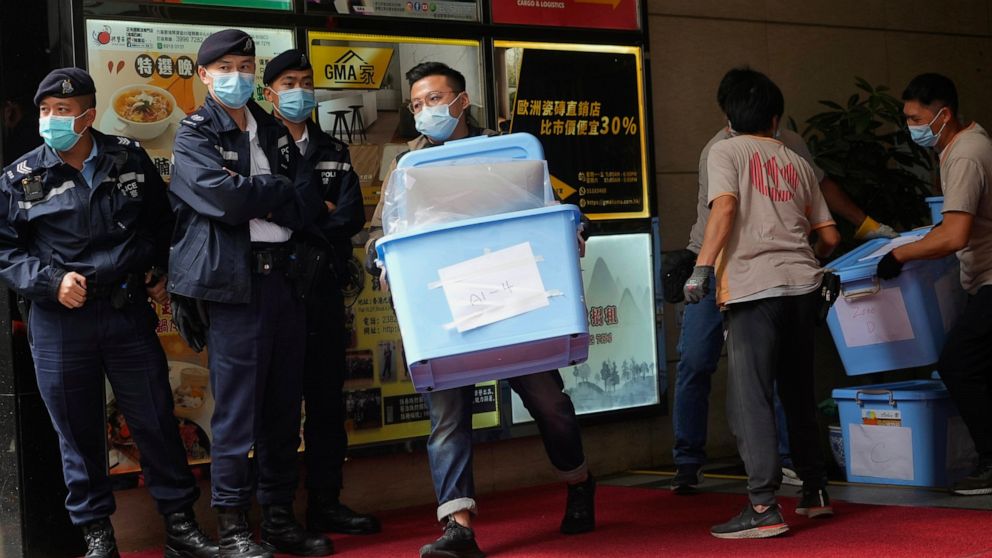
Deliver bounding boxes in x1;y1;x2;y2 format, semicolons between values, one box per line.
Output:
396;133;545;169
925;196;944;204
832;379;949;402
824;227;932;283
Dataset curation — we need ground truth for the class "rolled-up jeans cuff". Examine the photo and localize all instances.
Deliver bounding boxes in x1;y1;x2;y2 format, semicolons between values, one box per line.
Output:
556;460;588;483
436;497;477;522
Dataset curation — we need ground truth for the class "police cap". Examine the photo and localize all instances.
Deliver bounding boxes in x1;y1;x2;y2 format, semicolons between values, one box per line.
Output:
263;49;312;85
197;29;256;67
33;67;96;107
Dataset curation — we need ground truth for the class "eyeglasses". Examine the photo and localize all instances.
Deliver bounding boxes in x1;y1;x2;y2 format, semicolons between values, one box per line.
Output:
408;90;460;114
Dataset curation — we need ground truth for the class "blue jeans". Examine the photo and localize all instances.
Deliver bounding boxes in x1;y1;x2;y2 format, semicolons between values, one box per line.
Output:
424;370;587;521
673;277;792;467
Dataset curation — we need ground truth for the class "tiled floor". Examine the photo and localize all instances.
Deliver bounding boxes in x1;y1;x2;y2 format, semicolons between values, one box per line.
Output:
603;463;992;512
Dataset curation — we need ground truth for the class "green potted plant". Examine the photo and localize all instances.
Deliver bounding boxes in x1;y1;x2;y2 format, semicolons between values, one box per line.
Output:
792;78;936;245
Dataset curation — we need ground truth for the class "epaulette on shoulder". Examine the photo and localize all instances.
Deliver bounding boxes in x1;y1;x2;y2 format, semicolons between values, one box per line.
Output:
105;135;143;150
181;108;211;129
2;151;42;184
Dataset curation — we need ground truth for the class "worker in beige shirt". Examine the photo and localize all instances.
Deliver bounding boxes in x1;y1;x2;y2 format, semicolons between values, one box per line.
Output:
683;71;840;539
878;73;992;496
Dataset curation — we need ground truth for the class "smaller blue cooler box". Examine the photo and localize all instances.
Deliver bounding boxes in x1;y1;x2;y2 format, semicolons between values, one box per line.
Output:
925;196;944;225
825;228;965;375
833;380;976;487
377;205;589;392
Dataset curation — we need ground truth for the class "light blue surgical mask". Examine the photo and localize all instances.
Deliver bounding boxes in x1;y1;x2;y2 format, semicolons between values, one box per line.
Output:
39;109;92;152
273;87;316;123
414;92;465;142
908;107;947;148
208;70;255;109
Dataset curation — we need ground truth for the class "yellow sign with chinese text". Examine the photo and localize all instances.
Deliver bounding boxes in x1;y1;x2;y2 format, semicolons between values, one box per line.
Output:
311;46;394;89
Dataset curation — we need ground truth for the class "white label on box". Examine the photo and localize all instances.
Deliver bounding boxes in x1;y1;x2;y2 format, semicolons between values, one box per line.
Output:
835;287;915;348
434;242;551;333
935;267;966;333
849;423;914;481
857;235;923;262
862;409;902;426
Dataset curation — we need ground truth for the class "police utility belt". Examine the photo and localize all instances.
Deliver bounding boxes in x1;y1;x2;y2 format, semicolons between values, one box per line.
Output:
252;241;336;303
91;273;151;310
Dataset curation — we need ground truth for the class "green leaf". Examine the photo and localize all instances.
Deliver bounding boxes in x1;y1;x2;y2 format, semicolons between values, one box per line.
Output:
818;100;844;110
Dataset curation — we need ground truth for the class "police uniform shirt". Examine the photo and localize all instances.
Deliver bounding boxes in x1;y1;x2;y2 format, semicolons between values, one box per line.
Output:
79;141;99;188
295;126;310;157
245;108;293;243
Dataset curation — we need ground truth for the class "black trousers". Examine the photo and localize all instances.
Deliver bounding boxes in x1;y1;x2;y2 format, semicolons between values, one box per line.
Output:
724;292;826;506
302;290;349;497
938;285;992;461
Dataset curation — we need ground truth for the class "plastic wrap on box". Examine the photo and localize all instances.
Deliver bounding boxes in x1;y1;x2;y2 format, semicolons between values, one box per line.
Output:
382;159;555;236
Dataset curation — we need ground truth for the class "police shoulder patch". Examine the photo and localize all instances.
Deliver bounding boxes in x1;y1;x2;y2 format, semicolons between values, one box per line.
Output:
181;109;210;128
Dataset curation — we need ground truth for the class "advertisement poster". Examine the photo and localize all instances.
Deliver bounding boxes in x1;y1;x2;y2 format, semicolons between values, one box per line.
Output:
307;0;479;21
512;234;660;423
85;20;294;183
495;42;649;219
345;247;500;445
492;0;639;30
148;0;292;9
308;31;483;208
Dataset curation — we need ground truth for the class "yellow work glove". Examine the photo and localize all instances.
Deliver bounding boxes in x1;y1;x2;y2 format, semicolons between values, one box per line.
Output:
855;216;898;240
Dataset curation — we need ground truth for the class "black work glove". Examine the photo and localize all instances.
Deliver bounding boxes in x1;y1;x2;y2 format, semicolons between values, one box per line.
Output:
876;252;904;280
661;249;697;304
171;295;207;353
364;241;382;277
683;265;714;304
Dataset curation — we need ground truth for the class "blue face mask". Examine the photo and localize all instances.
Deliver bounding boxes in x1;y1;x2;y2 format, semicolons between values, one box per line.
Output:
908;107;947;148
39;109;91;152
273;87;316;123
208;71;255;109
414;92;464;142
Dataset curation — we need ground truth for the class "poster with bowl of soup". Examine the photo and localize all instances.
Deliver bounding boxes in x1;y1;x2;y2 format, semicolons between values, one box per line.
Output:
86;19;293;182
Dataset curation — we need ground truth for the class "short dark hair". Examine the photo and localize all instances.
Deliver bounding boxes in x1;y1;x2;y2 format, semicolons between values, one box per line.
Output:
717;67;764;112
79;93;96;111
723;73;784;134
405;61;466;92
902;73;958;116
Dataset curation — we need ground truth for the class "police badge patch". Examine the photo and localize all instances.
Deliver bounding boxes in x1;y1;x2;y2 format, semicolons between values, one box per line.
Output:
61;79;74;95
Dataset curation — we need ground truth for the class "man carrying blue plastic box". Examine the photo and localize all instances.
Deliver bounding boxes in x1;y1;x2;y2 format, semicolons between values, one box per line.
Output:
683;71;841;539
365;61;595;558
877;73;992;496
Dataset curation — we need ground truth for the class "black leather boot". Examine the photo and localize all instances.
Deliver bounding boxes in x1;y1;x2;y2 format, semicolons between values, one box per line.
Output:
306;491;381;535
560;474;596;535
164;508;220;558
216;507;272;558
260;504;334;556
82;518;120;558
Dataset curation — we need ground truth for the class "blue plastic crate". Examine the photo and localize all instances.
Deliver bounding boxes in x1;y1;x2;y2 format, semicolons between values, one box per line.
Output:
825;228;965;375
926;196;944;225
397;132;546;168
833;380;976;487
377;204;589;392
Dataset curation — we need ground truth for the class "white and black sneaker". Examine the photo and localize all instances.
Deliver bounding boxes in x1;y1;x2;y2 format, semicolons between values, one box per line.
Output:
795;487;833;518
781;466;803;487
670;465;703;495
711;503;789;539
951;462;992;496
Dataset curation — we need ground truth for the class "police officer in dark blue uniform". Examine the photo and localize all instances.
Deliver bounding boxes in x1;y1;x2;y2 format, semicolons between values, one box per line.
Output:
261;49;380;537
0;68;216;558
167;30;332;558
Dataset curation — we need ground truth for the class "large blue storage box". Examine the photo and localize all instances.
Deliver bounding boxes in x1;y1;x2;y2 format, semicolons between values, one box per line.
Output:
825;228;965;375
926;196;944;225
377;205;589;392
833;380;976;487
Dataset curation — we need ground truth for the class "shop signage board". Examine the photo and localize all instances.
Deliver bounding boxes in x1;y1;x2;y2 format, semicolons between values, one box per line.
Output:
492;0;639;30
496;41;649;219
307;0;479;21
311;45;395;90
148;0;292;9
512;233;660;423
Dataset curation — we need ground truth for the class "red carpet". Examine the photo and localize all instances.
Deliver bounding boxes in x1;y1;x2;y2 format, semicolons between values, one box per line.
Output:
124;484;992;557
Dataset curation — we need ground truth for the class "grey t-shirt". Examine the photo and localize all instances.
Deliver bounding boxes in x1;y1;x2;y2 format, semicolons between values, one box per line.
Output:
939;122;992;293
688;127;825;253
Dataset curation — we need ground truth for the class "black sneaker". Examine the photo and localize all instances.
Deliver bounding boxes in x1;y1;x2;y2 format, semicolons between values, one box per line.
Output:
560;475;595;535
670;465;703;495
710;503;789;539
951;461;992;496
419;516;486;558
795;487;833;518
82;518;120;558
